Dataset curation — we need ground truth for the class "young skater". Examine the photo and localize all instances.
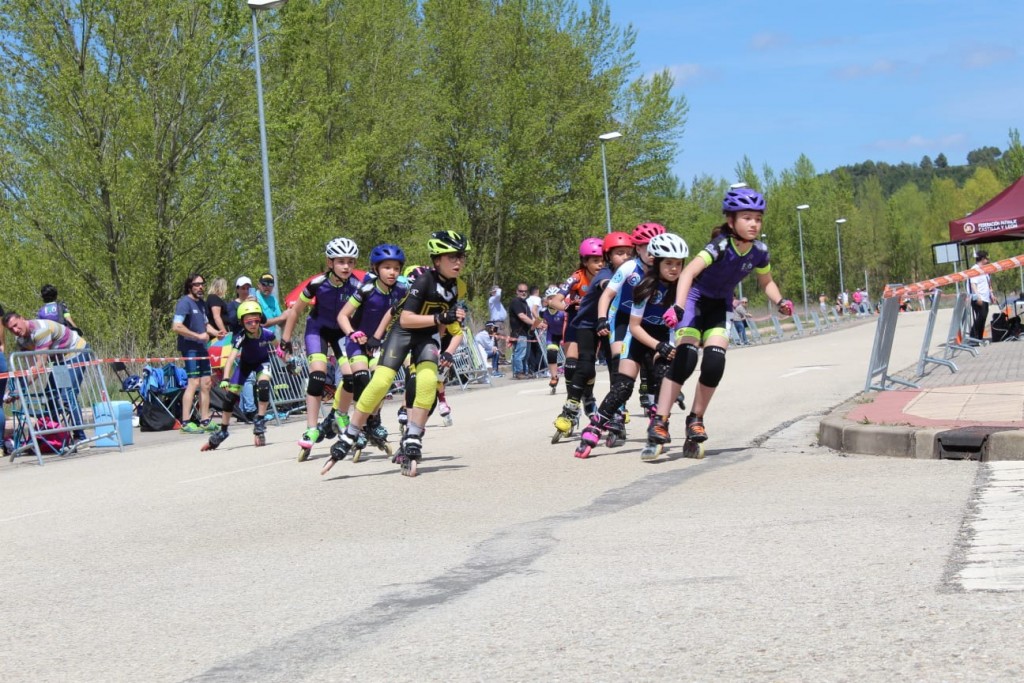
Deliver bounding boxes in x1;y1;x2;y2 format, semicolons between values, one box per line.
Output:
201;301;280;451
323;231;469;477
552;232;633;442
575;232;689;459
539;286;565;393
282;238;362;459
652;188;792;457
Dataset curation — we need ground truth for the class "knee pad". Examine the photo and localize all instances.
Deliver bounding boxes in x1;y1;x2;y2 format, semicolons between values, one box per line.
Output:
563;358;577;384
573;356;596;387
667;344;699;384
547;347;559;365
307;370;328;397
699;346;727;388
341;373;355;395
256;379;270;403
413;363;438;411
352;369;371;400
606;373;635;410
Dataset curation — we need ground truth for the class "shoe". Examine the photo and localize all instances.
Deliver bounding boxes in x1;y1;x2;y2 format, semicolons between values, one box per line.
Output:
73;430;87;443
202;421;220;433
491;371;504;378
181;422;204;434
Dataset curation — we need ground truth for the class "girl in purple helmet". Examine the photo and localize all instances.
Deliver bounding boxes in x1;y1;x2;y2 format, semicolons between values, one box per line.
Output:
651;187;792;455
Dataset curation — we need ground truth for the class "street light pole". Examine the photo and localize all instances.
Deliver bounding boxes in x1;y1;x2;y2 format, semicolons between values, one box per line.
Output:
796;204;810;319
598;131;622;233
249;0;289;297
835;218;848;296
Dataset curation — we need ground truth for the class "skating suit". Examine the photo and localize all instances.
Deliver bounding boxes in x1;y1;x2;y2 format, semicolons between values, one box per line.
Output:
558;268;592;344
226;328;276;388
625;281;674;361
343;274;408;359
679;237;771;341
301;271;361;362
606;259;646;343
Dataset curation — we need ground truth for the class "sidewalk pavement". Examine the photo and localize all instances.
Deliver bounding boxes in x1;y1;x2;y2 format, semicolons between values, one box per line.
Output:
819;339;1024;460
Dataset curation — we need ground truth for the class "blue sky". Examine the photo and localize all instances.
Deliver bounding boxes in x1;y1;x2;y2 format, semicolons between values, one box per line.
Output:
605;0;1024;184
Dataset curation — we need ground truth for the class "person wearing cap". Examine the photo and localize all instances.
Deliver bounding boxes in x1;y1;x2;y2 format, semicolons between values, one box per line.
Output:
225;276;259;418
474;322;502;376
968;250;995;341
254;273;286;335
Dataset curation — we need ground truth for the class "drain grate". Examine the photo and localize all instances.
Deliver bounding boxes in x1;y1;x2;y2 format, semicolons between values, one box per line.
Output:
936;426;1017;460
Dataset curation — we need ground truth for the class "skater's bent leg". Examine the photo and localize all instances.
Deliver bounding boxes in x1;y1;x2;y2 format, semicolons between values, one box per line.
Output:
691;343;727;416
351;365;398;430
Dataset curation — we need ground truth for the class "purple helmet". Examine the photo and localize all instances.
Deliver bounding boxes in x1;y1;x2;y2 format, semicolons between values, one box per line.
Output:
722;187;766;213
579;237;604;258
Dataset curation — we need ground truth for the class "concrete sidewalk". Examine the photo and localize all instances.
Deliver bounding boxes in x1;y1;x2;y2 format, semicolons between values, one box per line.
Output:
820;339;1024;460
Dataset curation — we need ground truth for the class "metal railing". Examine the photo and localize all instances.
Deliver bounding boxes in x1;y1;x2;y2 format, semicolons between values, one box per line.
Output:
915;290;958;377
864;297;920;392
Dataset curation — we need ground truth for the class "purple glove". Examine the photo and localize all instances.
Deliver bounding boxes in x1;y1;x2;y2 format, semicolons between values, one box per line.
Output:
662;304;684;327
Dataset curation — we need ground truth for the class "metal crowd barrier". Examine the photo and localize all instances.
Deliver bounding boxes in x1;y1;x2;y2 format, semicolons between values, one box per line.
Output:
864;297;920;392
266;351;310;425
7;347;121;465
915;289;958;377
768;316;786;342
942;292;980;362
444;324;493;390
790;315;806;338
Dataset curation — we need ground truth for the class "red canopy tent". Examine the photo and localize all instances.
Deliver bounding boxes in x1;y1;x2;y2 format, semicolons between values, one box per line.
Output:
949;176;1024;244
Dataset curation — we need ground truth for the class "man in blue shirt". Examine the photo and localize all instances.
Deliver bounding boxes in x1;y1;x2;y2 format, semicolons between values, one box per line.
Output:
255;273;287;336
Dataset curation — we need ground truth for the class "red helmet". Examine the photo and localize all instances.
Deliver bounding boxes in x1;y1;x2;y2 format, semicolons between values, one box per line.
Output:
603;231;633;253
631;222;666;245
579;237;604;258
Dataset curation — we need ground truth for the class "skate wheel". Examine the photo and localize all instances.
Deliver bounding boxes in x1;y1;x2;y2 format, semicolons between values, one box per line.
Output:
297;447;311;462
574;445;592;459
320;458;338;476
442;415;453;427
551;429;563;445
683;440;705;459
200;443;214;452
383;442;394;457
254;436;266;447
401;458;418;477
640;446;657;462
352;448;363;463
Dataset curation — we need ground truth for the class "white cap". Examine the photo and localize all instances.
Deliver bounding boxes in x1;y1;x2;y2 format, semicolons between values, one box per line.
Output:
235;276;253;288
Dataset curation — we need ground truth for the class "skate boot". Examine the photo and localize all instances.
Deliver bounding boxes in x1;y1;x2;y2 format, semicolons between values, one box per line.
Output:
676;391;687;412
335;411;350;434
319;409;337;440
297;426;320;462
397;406;409;438
350;429;370;463
552;399;581;444
253;416;267;447
396;433;423;477
584;397;598;420
321;431;356;475
201;429;230;452
575;417;606;459
641;416;671;461
438;399;453;427
548;376;559;395
683;414;707;459
605;410;627;448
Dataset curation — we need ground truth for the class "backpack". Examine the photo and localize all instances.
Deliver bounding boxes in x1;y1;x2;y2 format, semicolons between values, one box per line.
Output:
140;365;166;399
35;417;70;454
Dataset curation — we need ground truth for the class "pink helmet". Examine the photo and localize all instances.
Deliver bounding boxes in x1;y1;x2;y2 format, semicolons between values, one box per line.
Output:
631;222;666;245
579;237;604;258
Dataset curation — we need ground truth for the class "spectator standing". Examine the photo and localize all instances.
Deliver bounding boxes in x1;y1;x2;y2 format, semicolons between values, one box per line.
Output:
732;296;751;345
969;250;995;341
205;278;230;339
474;322;502;376
819;293;828;316
509;283;535;379
255;273;287;335
487;285;509;361
2;312;90;442
37;284;81;334
526;285;544;374
172;274;222;434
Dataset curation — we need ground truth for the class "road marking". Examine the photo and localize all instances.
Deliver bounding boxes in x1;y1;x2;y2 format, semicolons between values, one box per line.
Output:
484;410;531;422
0;510;53;523
178;458;293;484
957;461;1024;592
779;366;830;378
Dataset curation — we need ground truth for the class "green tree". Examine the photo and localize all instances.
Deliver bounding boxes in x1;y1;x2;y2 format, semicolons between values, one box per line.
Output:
999;128;1024;184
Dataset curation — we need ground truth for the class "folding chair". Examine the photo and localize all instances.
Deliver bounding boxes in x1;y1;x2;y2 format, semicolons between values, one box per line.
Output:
111;361;144;412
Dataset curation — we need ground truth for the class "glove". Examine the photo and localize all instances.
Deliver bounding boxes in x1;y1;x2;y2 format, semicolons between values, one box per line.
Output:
350;331;368;345
662;304;684;328
364;337;382;351
281;340;293;355
275;346;285;359
434;308;459;326
219;380;229;390
595;317;610;336
439;351;454;367
655;341;675;360
777;299;794;317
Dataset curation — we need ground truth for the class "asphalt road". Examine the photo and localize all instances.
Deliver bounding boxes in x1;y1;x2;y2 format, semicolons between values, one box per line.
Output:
3;311;1022;682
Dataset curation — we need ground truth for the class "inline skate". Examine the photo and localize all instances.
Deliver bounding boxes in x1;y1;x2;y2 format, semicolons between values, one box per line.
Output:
201;428;230;452
551;399;580;444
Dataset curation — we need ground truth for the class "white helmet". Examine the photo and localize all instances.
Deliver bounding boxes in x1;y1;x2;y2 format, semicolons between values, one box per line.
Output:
647;233;689;259
325;237;359;259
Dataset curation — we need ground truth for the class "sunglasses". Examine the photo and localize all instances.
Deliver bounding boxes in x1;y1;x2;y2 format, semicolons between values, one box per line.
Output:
192;281;205;287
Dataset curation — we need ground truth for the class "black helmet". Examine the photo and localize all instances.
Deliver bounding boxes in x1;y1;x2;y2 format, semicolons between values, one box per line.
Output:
427;230;470;256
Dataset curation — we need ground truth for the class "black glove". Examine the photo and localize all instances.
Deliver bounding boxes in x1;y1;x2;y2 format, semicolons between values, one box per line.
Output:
439;351;454;366
364;337;382;351
595;317;610;334
655;341;675;359
434;308;459;325
281;340;293;355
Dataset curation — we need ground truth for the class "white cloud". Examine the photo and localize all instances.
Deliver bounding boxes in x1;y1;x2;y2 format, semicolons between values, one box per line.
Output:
960;47;1016;69
866;133;968;151
661;63;714;86
750;32;790;51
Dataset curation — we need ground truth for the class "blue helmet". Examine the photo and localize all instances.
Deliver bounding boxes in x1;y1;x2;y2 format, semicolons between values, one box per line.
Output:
722;187;766;213
369;243;406;266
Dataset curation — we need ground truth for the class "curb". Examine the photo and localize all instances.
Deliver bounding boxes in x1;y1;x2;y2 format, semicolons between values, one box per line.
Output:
818;399;1024;461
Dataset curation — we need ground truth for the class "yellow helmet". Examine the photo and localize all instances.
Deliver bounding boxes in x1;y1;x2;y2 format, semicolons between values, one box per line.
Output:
237;300;265;323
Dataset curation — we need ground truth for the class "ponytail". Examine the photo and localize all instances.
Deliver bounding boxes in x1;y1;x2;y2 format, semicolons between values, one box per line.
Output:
710;220;733;241
633;258;678;308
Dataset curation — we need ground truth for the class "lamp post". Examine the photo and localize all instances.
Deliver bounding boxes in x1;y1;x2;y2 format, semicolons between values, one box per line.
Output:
599;131;622;233
796;204;810;318
248;0;289;297
835;218;847;296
